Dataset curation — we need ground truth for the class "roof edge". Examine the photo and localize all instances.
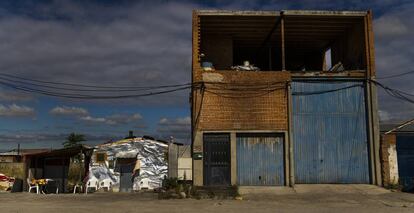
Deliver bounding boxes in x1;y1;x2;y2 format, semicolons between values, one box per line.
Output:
193;9;368;17
194;10;280;16
282;10;368;16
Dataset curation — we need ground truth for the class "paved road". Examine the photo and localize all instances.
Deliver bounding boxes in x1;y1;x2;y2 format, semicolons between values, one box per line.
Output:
0;185;413;213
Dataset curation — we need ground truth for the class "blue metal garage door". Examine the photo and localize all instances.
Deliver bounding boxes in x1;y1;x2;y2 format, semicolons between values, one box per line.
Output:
292;81;370;183
237;133;284;186
396;135;414;191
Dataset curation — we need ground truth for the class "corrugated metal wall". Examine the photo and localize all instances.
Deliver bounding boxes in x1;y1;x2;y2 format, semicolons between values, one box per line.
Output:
292;81;370;183
396;135;414;191
237;133;284;186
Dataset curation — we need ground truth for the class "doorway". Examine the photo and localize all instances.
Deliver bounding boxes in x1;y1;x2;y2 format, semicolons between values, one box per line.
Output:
203;133;231;186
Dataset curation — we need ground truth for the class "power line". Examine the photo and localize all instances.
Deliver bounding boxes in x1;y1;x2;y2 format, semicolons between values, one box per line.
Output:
376;70;414;80
0;75;192;92
0;72;191;89
2;71;414;103
0;80;192;99
371;79;414;104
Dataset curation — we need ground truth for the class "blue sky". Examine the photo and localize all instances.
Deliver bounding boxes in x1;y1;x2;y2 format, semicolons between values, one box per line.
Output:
0;0;413;150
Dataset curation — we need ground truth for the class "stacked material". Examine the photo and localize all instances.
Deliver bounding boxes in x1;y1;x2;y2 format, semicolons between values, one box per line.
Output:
88;138;168;191
231;61;260;71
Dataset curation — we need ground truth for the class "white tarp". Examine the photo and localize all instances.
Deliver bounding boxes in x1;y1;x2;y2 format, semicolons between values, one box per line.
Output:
87;138;168;191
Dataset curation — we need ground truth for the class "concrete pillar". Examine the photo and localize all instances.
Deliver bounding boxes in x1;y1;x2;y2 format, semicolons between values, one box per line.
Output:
192;131;203;186
230;132;237;185
381;134;399;186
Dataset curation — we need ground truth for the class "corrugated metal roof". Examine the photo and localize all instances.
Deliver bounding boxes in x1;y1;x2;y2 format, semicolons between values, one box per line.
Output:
0;149;50;156
380;123;414;133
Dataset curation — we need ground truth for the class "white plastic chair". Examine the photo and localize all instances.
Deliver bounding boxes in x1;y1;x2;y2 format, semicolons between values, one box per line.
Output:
73;184;83;194
85;177;99;194
99;179;112;191
27;179;39;194
140;178;150;190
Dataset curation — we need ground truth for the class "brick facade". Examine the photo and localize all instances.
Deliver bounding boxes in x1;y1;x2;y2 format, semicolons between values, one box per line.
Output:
192;70;290;132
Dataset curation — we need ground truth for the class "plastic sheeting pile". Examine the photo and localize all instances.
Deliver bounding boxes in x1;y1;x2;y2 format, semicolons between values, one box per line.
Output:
87;138;168;191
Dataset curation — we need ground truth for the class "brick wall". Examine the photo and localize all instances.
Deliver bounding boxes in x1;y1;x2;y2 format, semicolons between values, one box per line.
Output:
192;70;290;131
381;134;398;187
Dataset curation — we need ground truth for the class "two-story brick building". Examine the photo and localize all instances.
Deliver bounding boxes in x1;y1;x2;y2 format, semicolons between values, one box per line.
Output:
191;10;381;187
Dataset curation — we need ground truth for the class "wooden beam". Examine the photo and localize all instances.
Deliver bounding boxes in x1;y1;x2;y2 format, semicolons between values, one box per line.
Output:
257;16;282;55
281;13;286;71
282;10;367;16
367;10;376;77
195;10;280;16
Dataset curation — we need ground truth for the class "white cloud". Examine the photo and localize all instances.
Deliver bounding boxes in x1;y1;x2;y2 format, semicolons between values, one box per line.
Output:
379;110;391;121
106;113;143;125
79;113;143;125
0;104;35;117
0;131;120;149
0;90;34;102
80;115;106;123
374;16;408;38
49;106;89;116
374;2;414;122
157;116;191;143
0;1;194;106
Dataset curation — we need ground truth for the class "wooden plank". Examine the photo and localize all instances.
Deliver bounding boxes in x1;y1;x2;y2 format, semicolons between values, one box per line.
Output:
290;70;366;78
192;11;201;75
363;14;370;78
281;14;286;71
283;10;367;16
367;10;376;77
195;10;280;16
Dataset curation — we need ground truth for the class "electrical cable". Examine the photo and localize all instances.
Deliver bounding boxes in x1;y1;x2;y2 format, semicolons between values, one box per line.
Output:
0;80;192;99
376;70;414;80
0;72;192;89
0;75;192;92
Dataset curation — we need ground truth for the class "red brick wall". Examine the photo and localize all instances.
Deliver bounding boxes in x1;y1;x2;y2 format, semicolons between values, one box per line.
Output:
192;70;290;131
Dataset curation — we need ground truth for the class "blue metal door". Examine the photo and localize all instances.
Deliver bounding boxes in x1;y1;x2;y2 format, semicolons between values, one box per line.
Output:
237;133;284;186
396;135;414;191
292;81;369;183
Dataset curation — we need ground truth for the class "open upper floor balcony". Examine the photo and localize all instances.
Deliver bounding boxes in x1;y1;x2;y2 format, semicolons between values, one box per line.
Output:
192;10;375;79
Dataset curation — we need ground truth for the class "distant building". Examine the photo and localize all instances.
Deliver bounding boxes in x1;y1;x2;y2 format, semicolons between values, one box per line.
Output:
0;149;49;163
168;143;192;181
24;145;93;193
381;122;414;191
87;137;168;192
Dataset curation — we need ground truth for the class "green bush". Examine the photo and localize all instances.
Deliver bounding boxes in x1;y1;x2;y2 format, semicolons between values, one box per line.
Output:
163;177;179;190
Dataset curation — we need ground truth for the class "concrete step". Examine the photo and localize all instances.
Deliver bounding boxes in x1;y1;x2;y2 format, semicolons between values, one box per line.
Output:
193;186;238;199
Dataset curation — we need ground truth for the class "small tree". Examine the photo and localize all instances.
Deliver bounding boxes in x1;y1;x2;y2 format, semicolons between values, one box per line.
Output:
63;133;86;148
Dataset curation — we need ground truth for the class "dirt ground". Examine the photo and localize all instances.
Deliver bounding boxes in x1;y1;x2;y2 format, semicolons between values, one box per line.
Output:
1;185;414;213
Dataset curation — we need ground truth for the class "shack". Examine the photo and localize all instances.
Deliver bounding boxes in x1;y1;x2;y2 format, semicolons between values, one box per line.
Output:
381;121;414;191
87;137;168;192
24;145;93;193
0;148;56;191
